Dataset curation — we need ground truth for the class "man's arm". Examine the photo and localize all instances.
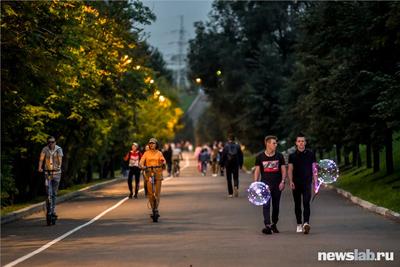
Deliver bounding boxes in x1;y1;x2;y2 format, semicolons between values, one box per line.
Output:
238;145;244;168
312;162;318;187
58;155;63;171
38;152;45;172
253;166;260;182
139;153;146;169
288;163;295;189
279;165;287;191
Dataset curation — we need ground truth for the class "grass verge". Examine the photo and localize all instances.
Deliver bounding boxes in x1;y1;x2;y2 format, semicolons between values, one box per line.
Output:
243;151;256;172
337;166;400;213
335;133;400;213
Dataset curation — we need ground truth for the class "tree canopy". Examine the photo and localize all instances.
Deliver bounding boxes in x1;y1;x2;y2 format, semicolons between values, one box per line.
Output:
1;0;182;205
188;1;399;173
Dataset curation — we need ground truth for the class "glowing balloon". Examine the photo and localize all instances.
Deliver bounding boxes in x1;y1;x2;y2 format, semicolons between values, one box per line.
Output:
247;182;271;206
317;159;339;184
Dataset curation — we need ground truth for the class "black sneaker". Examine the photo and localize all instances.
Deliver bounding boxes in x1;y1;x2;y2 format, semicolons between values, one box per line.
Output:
262;226;272;235
303;223;310;234
271;224;279;233
128;193;133;199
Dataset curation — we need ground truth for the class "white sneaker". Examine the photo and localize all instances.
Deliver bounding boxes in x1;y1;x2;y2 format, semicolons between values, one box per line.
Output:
303;223;310;234
296;224;303;233
228;194;233;198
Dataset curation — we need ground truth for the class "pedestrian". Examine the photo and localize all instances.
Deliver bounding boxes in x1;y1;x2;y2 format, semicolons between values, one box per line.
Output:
211;143;220;177
38;136;63;224
172;143;183;176
162;143;172;177
288;133;318;234
254;135;286;235
198;148;210;176
218;141;224;176
222;135;243;197
124;142;142;199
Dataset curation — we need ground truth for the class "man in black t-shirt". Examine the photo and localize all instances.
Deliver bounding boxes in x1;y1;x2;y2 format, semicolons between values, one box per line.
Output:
254;135;286;235
288;133;317;234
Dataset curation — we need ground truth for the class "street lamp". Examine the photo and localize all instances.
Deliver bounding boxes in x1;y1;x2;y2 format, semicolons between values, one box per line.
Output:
195;78;202;84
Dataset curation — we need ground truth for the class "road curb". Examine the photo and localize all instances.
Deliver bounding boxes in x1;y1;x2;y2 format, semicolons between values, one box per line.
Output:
1;177;124;225
326;185;400;223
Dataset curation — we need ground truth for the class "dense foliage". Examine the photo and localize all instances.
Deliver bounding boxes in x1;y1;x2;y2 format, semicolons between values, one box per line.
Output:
188;1;399;173
1;0;182;205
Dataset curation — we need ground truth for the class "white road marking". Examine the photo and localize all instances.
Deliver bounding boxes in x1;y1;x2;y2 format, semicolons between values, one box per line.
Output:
5;154;191;267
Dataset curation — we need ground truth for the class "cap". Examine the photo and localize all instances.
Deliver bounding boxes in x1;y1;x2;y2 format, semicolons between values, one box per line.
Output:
132;142;139;147
148;138;158;144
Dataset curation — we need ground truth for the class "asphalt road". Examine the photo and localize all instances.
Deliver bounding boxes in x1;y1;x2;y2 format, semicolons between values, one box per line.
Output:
1;154;399;267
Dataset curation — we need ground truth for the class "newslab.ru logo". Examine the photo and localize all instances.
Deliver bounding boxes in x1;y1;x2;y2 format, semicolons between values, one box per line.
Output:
318;249;394;262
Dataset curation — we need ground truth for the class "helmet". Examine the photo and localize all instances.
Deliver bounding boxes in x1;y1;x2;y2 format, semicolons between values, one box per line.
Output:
148;138;158;144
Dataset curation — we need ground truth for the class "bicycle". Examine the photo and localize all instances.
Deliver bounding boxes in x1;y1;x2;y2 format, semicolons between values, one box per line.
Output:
44;170;59;226
143;165;163;222
172;159;180;177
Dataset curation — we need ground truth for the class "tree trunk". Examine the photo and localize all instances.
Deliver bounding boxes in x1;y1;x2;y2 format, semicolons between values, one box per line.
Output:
357;145;362;167
336;144;342;164
109;157;115;179
373;145;380;173
352;146;357;167
98;162;103;179
366;143;372;168
102;161;110;179
86;163;93;183
344;147;350;166
319;149;324;160
385;128;394;175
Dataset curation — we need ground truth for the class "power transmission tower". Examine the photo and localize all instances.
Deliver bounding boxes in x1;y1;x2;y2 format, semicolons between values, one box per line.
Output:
167;15;188;90
177;15;187;89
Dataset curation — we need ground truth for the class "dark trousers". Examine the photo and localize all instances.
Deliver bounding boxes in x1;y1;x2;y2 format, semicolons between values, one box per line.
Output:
263;185;281;226
292;183;312;224
166;160;172;174
128;166;141;196
225;164;239;195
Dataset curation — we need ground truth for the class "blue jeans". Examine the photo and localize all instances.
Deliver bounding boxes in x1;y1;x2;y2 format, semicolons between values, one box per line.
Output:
201;161;208;173
45;174;60;215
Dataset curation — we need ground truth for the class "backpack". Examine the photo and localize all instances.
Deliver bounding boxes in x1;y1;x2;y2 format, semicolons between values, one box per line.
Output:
200;151;209;162
226;143;238;162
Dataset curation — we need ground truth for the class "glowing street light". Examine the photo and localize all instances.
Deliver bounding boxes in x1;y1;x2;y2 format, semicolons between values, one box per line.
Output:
216;70;222;76
195;78;202;84
150;79;154;84
136;65;141;70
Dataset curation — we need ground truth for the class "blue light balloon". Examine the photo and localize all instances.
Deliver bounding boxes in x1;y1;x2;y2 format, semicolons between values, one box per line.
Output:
247;181;271;206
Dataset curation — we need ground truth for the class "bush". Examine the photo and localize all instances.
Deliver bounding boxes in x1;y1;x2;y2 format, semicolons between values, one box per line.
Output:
1;159;18;207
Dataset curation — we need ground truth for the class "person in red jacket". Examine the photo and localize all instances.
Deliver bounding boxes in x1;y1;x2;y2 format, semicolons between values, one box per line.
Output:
124;142;142;199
